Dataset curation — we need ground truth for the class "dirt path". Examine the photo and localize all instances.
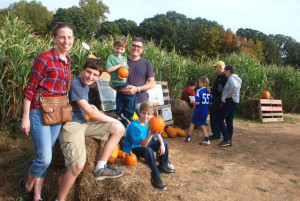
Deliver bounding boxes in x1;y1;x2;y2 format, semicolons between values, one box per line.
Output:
157;114;300;201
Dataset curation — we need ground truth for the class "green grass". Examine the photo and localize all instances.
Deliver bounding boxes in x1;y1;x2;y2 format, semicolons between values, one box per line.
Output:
192;170;201;174
256;187;268;192
197;187;208;192
214;164;225;170
289;179;298;184
283;116;300;124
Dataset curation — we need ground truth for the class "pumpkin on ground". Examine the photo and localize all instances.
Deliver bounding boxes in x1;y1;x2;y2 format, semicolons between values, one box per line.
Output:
261;91;271;99
175;127;186;137
124;151;137;166
117;67;129;78
118;150;126;159
162;131;168;138
107;145;118;164
165;126;177;138
148;110;165;133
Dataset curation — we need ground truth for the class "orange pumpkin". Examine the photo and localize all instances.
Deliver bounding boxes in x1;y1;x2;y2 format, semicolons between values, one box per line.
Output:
176;128;186;137
117;67;129;78
124;151;137;166
107;145;118;164
165;126;177;138
118;150;126;159
162;131;168;138
261;91;271;99
148;110;165;133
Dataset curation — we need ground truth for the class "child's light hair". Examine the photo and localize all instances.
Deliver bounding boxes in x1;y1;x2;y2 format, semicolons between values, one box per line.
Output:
199;76;211;93
139;101;154;114
114;36;127;48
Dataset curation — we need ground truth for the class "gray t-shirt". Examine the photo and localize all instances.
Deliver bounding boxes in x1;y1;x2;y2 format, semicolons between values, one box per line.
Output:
69;76;89;123
127;57;154;104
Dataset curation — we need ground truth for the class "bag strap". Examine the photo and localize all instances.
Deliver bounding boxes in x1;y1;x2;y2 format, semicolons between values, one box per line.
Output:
67;64;72;92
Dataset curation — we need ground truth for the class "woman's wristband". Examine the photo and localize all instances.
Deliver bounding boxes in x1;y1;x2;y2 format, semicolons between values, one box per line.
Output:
138;87;141;93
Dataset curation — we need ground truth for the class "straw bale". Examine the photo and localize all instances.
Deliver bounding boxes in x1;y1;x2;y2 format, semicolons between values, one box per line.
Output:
242;99;259;120
171;99;194;128
43;138;152;200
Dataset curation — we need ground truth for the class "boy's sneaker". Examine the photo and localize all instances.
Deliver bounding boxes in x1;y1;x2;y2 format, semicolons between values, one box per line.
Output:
185;137;191;142
19;178;34;201
121;113;133;124
159;166;176;174
218;140;232;147
167;161;175;170
93;164;125;180
151;176;166;190
200;140;210;145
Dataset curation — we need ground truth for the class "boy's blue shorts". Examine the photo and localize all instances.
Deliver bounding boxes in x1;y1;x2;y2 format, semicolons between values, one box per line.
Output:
191;116;207;126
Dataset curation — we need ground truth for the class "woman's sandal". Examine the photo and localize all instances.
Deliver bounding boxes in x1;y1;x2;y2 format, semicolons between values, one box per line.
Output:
19;178;34;201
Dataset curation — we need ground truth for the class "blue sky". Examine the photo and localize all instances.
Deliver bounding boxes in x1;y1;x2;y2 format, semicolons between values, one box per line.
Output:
1;0;300;42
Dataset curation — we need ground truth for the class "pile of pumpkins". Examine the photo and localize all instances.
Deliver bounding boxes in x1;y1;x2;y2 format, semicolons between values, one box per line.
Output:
108;145;137;166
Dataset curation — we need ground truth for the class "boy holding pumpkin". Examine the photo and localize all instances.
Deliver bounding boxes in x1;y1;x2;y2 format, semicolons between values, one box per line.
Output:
56;58;125;201
123;101;175;190
106;36;136;127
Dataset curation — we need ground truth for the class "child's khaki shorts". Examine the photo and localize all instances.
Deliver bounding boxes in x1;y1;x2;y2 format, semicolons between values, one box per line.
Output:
58;121;112;169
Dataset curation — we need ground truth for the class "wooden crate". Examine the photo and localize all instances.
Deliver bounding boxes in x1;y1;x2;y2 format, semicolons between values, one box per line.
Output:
153;81;173;126
259;99;283;122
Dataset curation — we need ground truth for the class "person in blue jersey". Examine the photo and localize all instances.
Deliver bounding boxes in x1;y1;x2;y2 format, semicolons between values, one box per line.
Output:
123;101;175;190
185;76;212;145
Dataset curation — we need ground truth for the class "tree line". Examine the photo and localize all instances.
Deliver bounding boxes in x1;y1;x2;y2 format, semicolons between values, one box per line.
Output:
1;0;299;69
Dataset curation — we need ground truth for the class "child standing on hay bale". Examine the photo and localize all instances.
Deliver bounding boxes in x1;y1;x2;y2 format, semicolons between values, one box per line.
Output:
56;58;125;201
185;76;212;145
123;101;175;190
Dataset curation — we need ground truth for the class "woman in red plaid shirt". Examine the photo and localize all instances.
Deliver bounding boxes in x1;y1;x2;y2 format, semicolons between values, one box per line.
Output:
20;22;74;201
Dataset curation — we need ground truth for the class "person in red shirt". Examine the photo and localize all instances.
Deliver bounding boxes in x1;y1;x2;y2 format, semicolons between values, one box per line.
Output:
20;22;74;201
181;80;196;108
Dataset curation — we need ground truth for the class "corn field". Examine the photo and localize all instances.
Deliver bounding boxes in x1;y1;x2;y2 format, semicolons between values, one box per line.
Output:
1;17;300;130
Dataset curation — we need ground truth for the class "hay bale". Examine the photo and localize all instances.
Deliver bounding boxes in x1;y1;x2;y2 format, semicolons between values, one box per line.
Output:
242;99;259;120
171;99;194;128
171;99;192;115
43;138;152;201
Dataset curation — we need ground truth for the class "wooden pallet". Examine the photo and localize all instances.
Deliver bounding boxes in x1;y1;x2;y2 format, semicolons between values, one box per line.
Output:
153;81;173;126
259;99;283;122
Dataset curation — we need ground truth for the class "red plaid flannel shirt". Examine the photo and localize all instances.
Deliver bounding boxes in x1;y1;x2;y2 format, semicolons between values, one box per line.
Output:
24;48;72;109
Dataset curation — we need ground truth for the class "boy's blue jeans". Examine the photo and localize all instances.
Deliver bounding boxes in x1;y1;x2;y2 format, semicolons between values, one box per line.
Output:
29;109;62;178
116;82;136;118
132;139;169;179
218;98;239;141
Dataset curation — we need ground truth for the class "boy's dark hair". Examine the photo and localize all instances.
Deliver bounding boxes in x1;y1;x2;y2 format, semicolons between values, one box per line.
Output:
114;36;127;48
224;64;236;74
189;80;196;87
132;37;145;47
83;58;104;74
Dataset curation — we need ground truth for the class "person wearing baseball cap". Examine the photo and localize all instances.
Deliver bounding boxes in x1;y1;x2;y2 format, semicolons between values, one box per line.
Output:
209;61;227;141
